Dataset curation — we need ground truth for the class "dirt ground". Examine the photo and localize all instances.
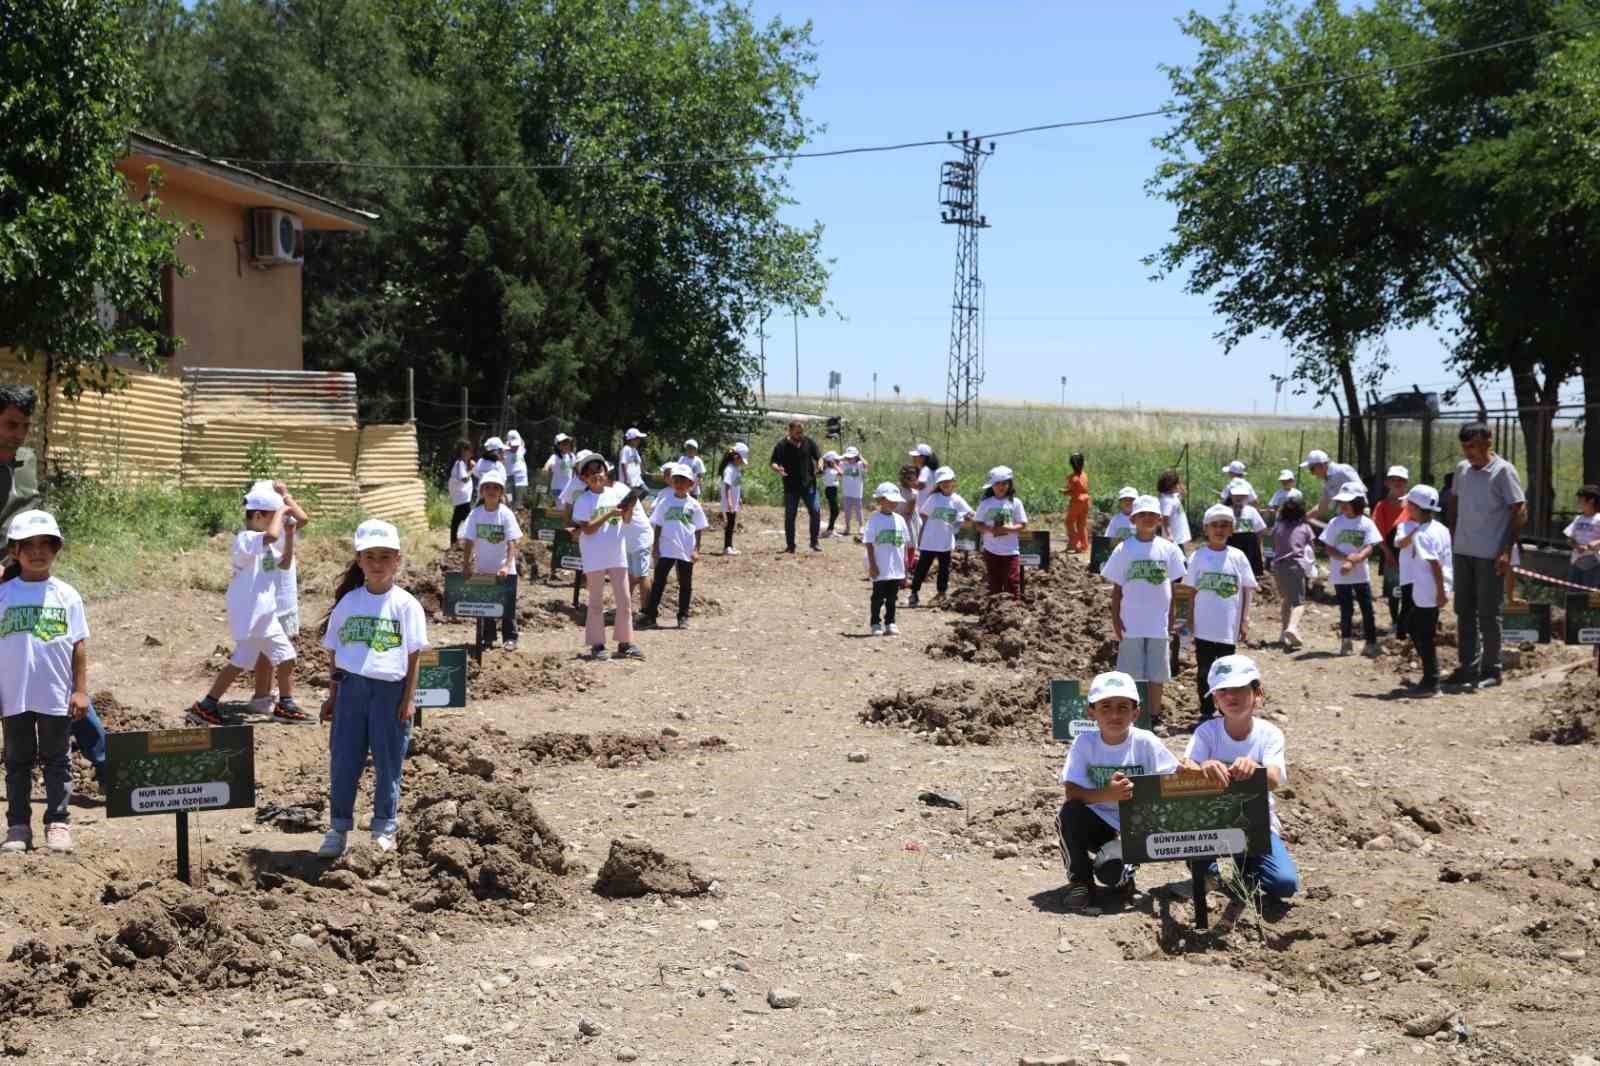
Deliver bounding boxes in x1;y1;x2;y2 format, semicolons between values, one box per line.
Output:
3;508;1600;1066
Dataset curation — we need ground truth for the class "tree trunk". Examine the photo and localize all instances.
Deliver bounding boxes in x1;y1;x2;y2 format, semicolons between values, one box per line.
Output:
1337;358;1372;481
1585;350;1600;486
1508;357;1557;539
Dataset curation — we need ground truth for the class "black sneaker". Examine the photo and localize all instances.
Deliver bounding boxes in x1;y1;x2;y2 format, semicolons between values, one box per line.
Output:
676;617;690;630
617;643;645;660
1413;682;1441;699
634;614;658;629
810;543;823;552
186;699;229;727
272;698;314;725
1442;666;1477;688
589;644;611;661
907;593;920;608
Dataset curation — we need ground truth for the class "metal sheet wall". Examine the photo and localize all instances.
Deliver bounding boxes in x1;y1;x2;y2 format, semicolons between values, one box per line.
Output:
49;369;183;479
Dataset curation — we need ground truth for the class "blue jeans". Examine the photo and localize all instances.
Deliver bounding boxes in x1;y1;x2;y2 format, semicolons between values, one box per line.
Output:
783;487;821;550
1569;565;1600;589
71;703;107;775
328;674;412;836
1207;831;1300;900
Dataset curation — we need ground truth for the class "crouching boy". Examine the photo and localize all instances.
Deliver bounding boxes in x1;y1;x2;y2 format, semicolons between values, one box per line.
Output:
1055;671;1178;908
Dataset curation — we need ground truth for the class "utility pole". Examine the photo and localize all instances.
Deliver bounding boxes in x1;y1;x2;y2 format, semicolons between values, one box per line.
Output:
759;309;768;408
939;130;994;433
873;372;878;404
793;310;800;399
1059;375;1066;407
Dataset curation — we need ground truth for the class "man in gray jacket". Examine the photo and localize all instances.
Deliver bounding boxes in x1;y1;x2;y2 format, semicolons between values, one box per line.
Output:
1444;422;1525;690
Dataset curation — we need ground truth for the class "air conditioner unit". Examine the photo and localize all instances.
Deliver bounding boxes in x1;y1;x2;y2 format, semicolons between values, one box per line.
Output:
251;208;304;266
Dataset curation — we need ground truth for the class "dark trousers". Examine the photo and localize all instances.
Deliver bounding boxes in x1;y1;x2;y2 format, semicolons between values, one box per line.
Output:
1453;554;1504;678
1055;799;1120;885
4;713;71;828
1335;582;1376;642
644;557;694;621
783;488;821;550
983;551;1021;599
1194;637;1236;721
723;513;736;551
910;549;951;597
824;486;839;531
449;503;471;546
1383;564;1406;637
1410;604;1440;684
1228;531;1265;576
870;579;900;625
475;575;519;647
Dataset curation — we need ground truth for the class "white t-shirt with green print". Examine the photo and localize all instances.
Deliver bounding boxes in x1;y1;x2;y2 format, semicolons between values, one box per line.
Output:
1319;514;1382;586
322;585;429;683
0;576;89;717
916;491;974;553
863;511;910;580
840;460;867;499
1100;535;1188;639
463;504;523;576
1182;545;1259;644
1059;727;1179;830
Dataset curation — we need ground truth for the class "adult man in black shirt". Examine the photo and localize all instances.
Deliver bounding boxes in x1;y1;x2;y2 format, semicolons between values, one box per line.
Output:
769;419;823;553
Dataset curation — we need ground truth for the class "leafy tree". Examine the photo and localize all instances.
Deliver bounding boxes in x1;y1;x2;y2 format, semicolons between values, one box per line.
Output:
0;0;193;397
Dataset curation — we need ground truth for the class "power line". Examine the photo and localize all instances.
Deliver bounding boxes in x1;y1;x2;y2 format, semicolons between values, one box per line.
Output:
219;20;1599;173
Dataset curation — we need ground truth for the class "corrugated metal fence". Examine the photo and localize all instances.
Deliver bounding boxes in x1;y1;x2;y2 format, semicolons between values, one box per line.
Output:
0;352;427;528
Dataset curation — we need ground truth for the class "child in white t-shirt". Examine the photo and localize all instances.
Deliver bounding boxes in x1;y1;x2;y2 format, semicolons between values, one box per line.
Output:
839;446;868;537
1180;655;1299;900
189;481;305;726
0;510;89;854
619;428;647;489
572;455;643;660
1101;496;1187;715
249;482;310;715
820;451;843;536
974;466;1029;599
1183;504;1258;721
677;439;707;497
1225;478;1266;576
504;429;530;507
447;439;474;547
462;470;524;651
639;465;709;628
1104;487;1138;545
316;520;428;858
1395;486;1452;695
1565;484;1600;588
1157;471;1190;549
719;443;749;555
1266;470;1297;515
864;483;911;636
544;434;576;500
1055;671;1178;908
474;437;507;498
909;466;974;608
1319;484;1382;658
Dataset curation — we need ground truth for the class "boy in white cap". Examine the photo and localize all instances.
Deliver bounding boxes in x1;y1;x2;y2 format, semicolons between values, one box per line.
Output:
1394;485;1452;696
1105;486;1139;545
188;481;306;726
639;464;709;629
1100;495;1187;715
864;482;911;635
474;437;507;497
1183;504;1258;721
1180;655;1299;900
909;466;973;607
1373;465;1411;638
839;446;868;538
719;443;749;554
820;450;843;536
318;519;429;857
248;480;310;715
503;430;530;507
1301;448;1362;522
1217;463;1258;505
0;510;89;853
461;469;524;651
677;439;706;497
1054;670;1179;908
1319;483;1382;657
544;433;576;499
619;428;647;489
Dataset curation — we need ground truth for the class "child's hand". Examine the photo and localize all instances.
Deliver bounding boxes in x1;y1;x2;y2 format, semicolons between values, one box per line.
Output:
69;692;89;721
497;566;508;578
1237;618;1249;643
1197;759;1231;788
272;480;289;497
398;702;414;723
1107;773;1134;802
1228;756;1260;781
1339;559;1355;574
320;699;334;723
691;551;700;563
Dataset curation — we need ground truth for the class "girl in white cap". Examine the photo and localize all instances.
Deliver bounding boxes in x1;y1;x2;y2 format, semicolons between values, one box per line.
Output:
1394;485;1452;696
317;519;428;857
1181;654;1299;900
543;434;576;499
248;480;311;715
447;439;474;547
718;444;749;555
0;510;89;853
839;446;868;538
677;440;706;497
188;482;305;726
820;450;843;536
1224;478;1267;576
1319;484;1382;657
474;437;507;498
1183;505;1258;721
572;454;644;660
974;466;1029;598
619;429;647;489
1105;486;1138;545
909;466;973;608
503;430;529;507
908;443;941;514
461;470;523;651
864;482;911;635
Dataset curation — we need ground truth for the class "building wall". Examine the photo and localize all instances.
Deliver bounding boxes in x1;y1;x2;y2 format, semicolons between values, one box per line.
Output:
120;168;303;372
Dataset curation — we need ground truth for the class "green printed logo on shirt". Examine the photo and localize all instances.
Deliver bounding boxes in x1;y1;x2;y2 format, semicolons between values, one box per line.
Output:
478;522;506;544
844;466;862;478
1195;570;1240;599
931;505;959;526
262;554;277;572
989;506;1014;526
1336;530;1366;548
1237;518;1257;532
0;605;68;642
663;505;695;527
1088;764;1144;789
874;527;906;547
338;616;402;653
1126;559;1169;586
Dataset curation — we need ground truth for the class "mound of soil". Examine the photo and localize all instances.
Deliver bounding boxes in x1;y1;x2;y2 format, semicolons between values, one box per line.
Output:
963;787;1062;852
592;839;712;898
1276;766;1475;849
1529;665;1600;744
90;689;167;732
408;720;725;780
862;675;1048;746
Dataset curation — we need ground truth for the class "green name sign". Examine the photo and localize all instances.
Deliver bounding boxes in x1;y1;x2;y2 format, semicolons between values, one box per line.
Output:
551;530;584;572
1020;530;1051;570
1502;602;1552;644
105;726;255;819
1049;679;1154;741
1118;767;1270;864
532;508;567;544
415;646;468;708
444;573;514;618
1566;593;1600;645
1088;535;1113;574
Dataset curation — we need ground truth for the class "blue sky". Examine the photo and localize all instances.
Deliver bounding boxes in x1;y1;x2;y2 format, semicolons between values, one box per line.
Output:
744;0;1559;414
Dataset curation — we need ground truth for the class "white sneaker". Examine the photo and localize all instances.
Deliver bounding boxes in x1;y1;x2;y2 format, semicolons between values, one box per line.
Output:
373;832;398;853
885;623;899;636
722;547;740;556
317;830;348;859
46;824;72;853
869;623;884;636
247;695;276;714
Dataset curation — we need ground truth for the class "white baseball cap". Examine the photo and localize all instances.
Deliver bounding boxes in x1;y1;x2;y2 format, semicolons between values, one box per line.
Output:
1225;478;1253;498
1087;671;1140;706
910;443;933;458
353;519;401;553
822;450;840;461
932;466;956;483
684;439;699;450
479;469;506;488
1285;488;1305;500
1222;460;1247;476
1202;503;1236;525
984;465;1015;488
1278;469;1296;482
504;430;523;446
1332;482;1369;503
1117;485;1139;501
576;452;608;475
1131;494;1162;517
659;461;675;472
1300;449;1330;468
1405;485;1442;511
1206;653;1261;697
733;442;750;457
7;509;61;543
842;446;860;459
481;436;505;452
625;428;647;440
668;463;694;480
1386;465;1410;480
554;432;572;445
873;481;905;502
244;480;285;512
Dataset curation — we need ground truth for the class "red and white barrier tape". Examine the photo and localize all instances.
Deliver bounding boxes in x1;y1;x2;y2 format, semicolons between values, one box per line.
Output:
1511;565;1600;596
